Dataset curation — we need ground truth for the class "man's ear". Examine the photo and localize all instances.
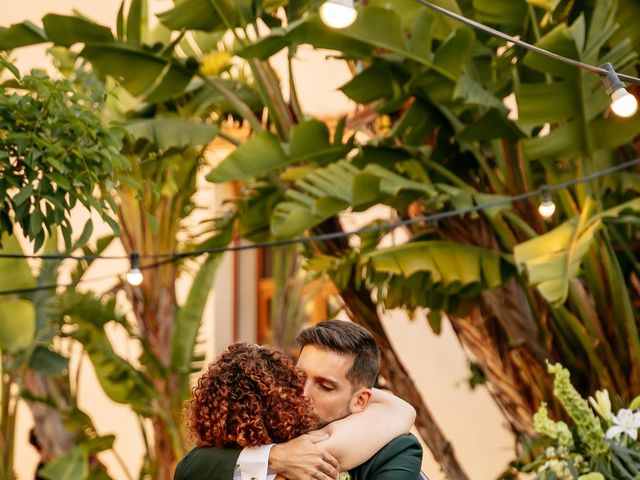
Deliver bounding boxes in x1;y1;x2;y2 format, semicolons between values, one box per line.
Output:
349;387;373;413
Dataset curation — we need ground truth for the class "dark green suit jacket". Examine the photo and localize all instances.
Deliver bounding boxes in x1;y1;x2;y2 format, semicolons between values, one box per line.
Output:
174;434;423;480
349;434;423;480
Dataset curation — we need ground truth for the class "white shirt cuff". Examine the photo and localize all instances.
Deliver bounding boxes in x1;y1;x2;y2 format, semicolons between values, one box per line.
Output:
236;444;275;480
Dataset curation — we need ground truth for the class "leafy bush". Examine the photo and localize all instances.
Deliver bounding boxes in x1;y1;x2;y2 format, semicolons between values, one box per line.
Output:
0;59;128;250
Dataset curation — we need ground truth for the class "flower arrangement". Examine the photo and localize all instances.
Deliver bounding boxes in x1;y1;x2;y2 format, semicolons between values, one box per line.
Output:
528;363;640;479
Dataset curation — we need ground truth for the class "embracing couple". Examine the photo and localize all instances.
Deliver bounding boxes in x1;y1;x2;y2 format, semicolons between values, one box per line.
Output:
174;320;426;480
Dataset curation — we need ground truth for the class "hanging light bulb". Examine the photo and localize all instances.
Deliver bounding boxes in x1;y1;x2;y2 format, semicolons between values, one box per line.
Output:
126;252;144;286
601;63;638;118
319;0;358;29
538;186;556;219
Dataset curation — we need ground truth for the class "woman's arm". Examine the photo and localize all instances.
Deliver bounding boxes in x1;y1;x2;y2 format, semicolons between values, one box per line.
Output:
313;388;416;470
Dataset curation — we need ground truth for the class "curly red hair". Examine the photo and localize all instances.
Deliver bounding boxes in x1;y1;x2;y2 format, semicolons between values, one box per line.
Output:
186;343;316;448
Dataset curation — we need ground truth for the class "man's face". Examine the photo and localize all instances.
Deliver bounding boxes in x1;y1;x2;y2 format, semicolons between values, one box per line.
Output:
296;344;356;427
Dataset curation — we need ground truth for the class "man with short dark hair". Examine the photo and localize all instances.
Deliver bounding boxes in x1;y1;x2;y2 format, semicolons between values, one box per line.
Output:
176;320;424;480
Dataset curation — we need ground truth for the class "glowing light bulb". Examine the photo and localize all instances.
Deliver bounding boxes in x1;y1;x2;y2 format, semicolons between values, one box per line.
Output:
127;252;144;286
601;63;638;118
610;88;638;118
126;268;144;286
319;0;357;29
538;199;556;218
538;187;555;219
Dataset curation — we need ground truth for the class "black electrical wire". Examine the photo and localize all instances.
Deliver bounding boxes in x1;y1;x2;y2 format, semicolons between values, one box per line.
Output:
0;157;638;296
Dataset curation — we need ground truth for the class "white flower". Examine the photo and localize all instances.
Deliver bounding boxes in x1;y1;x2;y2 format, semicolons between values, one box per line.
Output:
338;473;351;480
605;408;640;440
588;390;612;421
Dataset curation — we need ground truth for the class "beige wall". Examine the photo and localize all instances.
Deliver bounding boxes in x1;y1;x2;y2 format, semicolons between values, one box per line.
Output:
7;1;514;479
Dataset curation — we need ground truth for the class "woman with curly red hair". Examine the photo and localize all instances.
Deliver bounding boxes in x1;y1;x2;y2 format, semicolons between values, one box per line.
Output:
185;343;317;449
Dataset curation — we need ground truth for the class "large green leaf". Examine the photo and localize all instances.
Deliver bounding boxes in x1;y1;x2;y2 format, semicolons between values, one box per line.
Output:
0;299;36;353
361;240;515;312
0;234;36;291
28;346;69;376
612;0;640;53
80;42;193;102
125;118;218;150
271;160;439;238
42;14;113;46
0;21;47;50
157;0;239;32
240;7;455;78
171;254;222;378
39;446;88;480
207;120;350;182
238;16;373;60
472;0;527;27
207;131;286;182
518;2;638;161
514;198;640;305
61;291;157;413
363;241;510;290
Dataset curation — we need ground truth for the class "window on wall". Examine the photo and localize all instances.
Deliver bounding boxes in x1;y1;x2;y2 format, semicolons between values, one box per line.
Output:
256;248;339;347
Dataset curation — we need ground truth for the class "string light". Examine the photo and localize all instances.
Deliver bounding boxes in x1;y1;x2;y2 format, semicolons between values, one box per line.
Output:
601;63;638;118
319;0;358;29
126;252;144;286
0;158;638;298
537;186;556;219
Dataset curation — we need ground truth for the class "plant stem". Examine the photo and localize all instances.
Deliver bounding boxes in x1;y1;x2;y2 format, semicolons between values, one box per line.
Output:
197;74;263;133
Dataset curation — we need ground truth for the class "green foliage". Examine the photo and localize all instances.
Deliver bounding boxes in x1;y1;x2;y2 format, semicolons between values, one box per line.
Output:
528;364;640;479
0;66;127;250
514;198;640;304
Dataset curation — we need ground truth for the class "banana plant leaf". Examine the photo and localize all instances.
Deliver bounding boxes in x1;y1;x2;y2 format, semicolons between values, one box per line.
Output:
0;21;47;49
0;14;195;103
611;0;640;53
61;291;157;414
0;299;36;353
514;197;640;305
0;234;36;292
472;0;527;27
42;14;113;46
270;159;439;238
362;240;512;290
39;446;88;480
361;240;515;312
0;235;36;353
370;0;463;38
239;7;457;80
157;0;242;32
206;119;350;182
238;16;373;60
80;42;194;103
124;118;218;151
518;0;639;160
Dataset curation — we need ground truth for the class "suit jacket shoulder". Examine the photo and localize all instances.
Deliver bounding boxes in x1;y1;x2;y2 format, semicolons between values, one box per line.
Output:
348;433;423;480
174;446;241;480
